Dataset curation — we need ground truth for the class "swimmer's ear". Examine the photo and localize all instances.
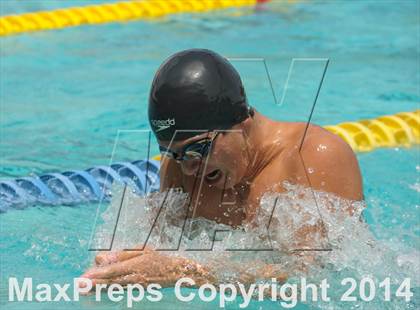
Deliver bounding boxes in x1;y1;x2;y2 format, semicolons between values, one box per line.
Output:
237;114;254;136
248;106;255;117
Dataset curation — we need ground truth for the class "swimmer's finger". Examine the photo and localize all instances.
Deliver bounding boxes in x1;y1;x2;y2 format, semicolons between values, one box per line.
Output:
83;264;125;279
95;246;152;266
92;274;179;288
95;252;119;266
94;250;145;266
92;274;148;287
86;255;148;279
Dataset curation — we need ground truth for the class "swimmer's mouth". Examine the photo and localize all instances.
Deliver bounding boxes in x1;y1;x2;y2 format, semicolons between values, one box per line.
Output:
205;169;222;184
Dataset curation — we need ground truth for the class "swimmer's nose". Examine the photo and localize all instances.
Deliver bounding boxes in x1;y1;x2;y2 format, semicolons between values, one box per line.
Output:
180;158;202;176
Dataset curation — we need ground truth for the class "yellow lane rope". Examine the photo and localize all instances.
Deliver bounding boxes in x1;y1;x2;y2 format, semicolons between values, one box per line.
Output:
151;110;419;160
0;0;257;36
325;110;419;152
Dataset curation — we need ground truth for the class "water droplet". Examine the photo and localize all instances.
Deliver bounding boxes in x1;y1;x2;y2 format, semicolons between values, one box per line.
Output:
317;144;327;151
308;167;315;174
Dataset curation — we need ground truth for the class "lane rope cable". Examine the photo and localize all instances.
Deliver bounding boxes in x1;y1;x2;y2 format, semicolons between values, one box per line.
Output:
0;0;258;37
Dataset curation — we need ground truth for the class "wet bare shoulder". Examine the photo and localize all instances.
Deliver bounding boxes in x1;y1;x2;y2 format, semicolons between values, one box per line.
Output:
298;124;364;201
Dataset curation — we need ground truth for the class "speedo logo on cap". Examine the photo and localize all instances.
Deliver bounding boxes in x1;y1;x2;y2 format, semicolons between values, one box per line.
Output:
151;118;175;132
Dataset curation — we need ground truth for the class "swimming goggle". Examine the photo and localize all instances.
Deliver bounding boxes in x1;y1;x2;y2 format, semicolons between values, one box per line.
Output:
159;132;219;161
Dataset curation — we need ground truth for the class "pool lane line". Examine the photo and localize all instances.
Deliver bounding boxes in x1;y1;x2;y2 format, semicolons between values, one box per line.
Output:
0;0;258;37
324;110;420;153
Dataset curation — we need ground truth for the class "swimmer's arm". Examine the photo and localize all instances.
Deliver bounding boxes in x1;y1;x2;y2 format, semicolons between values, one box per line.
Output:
85;250;288;290
82;251;217;289
90;157;184;267
242;128;365;274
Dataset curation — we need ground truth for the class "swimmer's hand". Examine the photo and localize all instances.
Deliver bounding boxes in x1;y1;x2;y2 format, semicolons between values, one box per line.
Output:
80;251;216;290
93;246;153;266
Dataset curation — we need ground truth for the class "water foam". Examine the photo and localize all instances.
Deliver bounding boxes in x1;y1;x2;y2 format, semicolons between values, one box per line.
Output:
91;182;418;309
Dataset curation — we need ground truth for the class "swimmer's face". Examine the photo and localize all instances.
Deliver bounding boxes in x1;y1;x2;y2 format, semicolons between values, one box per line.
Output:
159;125;250;189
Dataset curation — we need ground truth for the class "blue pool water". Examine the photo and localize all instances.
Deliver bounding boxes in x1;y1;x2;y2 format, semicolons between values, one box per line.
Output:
1;0;419;309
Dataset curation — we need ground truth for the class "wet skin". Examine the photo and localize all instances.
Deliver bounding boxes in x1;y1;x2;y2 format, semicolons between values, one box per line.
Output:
159;111;363;227
81;111;363;289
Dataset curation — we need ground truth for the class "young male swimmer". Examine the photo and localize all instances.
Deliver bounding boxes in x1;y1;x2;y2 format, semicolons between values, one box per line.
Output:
81;49;363;288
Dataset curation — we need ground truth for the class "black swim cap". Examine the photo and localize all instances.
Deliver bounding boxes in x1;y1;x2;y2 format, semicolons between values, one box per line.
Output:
148;49;252;141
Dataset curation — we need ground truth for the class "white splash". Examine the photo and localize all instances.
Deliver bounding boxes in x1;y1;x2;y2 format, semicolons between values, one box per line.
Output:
92;182;418;309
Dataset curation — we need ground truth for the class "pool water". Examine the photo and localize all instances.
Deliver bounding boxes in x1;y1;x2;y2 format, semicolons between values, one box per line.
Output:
1;0;419;309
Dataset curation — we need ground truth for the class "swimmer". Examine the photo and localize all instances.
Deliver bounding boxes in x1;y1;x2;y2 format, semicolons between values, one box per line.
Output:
81;49;363;289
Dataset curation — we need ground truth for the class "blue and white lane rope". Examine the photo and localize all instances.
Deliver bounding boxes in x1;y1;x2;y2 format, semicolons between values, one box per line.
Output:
0;159;160;211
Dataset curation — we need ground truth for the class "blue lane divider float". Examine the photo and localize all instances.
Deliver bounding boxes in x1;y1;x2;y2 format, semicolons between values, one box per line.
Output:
0;159;160;212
